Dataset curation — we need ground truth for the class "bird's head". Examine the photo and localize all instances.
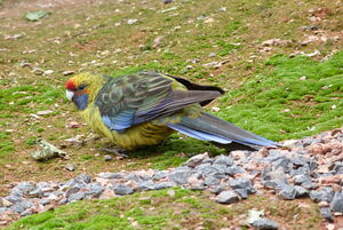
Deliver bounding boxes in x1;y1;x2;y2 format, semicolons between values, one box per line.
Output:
65;72;106;110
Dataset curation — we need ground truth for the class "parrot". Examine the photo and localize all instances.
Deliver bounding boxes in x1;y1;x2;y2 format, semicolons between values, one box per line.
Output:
65;71;276;152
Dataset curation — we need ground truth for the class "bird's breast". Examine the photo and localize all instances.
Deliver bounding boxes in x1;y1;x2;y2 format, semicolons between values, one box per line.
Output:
80;105;174;150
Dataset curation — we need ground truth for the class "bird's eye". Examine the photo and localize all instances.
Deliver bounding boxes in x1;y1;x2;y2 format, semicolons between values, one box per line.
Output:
78;85;87;90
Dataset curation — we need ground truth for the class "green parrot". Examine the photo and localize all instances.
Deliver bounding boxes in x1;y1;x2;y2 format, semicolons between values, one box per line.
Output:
65;71;276;151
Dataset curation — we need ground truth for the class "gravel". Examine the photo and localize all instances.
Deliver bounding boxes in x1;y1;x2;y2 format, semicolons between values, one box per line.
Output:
1;128;343;225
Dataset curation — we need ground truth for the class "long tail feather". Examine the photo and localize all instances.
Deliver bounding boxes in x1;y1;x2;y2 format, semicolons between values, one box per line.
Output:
167;112;276;147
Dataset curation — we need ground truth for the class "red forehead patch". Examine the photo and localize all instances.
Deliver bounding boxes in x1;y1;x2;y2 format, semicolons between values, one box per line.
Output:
65;79;76;91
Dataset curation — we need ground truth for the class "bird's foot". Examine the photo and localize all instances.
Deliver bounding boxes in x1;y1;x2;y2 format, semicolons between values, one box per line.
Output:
99;147;129;159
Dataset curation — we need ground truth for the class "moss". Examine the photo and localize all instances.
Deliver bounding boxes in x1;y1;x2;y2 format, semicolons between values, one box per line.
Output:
217;51;343;141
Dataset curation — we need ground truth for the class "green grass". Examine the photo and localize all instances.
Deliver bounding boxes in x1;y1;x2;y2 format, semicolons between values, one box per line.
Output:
5;188;322;230
0;132;14;158
216;51;343;141
0;85;64;113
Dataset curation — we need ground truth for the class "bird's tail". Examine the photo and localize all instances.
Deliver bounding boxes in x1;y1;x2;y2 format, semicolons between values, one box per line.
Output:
167;112;276;148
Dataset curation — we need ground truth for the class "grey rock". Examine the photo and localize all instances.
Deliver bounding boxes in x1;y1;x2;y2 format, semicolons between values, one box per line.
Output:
104;155;113;161
168;167;192;184
225;165;245;176
58;198;68;205
125;174;144;183
152;170;169;180
262;167;287;182
332;162;343;174
330;192;343;213
293;175;315;189
301;137;321;147
184;153;209;168
278;185;297;200
65;163;76;171
138;181;156;191
10;200;33;214
290;166;311;176
189;184;206;191
85;183;104;198
320;207;334;222
215;191;239;204
291;157;307;167
4;196;21;204
209;184;227;194
112;184;134;195
153;182;176;190
208;52;216;57
28;188;44;198
301;25;320;31
74;174;92;184
202;158;214;164
294;186;309;198
21;208;34;216
273;157;292;172
309;187;334;203
68;192;86;202
251;218;279;230
263;179;288;190
98;172;124;179
39;199;51;205
204;175;220;186
235;188;249;199
66;187;81;198
11;182;36;197
196;164;220;176
301;181;316;190
211;164;228;175
0;207;8;214
229;178;255;194
293;174;311;185
308;159;318;171
213;155;234;166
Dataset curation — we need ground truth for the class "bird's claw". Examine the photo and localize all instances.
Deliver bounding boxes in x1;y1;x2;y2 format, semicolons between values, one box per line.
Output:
99;147;129;158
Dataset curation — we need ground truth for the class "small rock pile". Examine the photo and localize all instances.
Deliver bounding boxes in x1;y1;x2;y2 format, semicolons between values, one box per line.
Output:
1;128;343;227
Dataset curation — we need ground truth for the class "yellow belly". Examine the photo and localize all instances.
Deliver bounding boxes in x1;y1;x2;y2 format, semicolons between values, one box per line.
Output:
80;105;174;150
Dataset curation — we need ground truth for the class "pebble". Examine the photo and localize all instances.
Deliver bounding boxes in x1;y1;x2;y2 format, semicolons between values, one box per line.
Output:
104;155;113;161
251;218;279;230
184;152;208;168
330;192;343;213
63;71;74;76
127;19;138;25
65;164;76;171
278;185;297;200
294;186;309;198
168;167;192;184
320;207;334;222
112;184;134;195
98;172;124;179
309;187;334;203
215;191;239;204
213;155;234;166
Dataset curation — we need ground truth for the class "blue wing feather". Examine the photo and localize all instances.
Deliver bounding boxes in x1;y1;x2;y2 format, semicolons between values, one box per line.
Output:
167;123;232;144
102;109;135;132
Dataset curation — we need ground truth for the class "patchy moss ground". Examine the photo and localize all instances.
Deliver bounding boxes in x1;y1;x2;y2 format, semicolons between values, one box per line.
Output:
5;188;323;230
0;0;342;228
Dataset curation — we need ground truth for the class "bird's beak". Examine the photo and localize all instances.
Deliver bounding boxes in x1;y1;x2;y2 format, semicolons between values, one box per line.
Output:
66;90;74;101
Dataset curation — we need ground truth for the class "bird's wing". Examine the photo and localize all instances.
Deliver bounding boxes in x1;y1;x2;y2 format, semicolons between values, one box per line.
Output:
95;71;221;132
